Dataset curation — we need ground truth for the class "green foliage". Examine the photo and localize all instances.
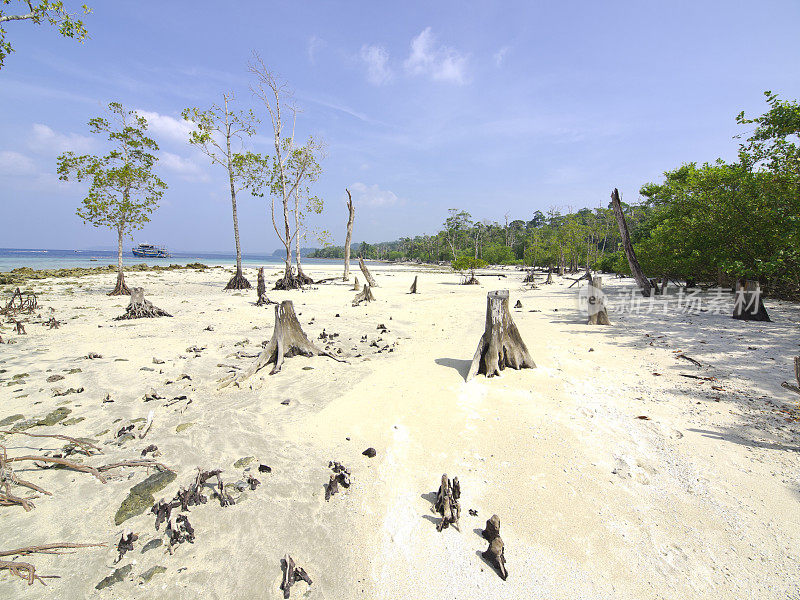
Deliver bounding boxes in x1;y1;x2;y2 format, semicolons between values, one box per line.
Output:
452;255;487;272
0;1;91;69
482;244;515;265
57;102;166;240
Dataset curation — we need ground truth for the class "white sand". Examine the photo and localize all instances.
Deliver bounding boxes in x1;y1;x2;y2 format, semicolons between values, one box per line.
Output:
1;263;799;599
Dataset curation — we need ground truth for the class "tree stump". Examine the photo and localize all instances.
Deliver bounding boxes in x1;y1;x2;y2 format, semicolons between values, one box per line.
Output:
482;536;508;580
274;268;304;290
255;267;274;305
352;276;360;291
433;474;460;531
224;266;251;290
523;270;536;284
220;300;342;384
410;275;418;294
732;279;770;321
352;285;375;306
482;514;500;541
280;554;312;598
544;268;553;284
587;277;611;325
467;290;535;380
114;288;171;320
359;257;377;287
108;271;131;296
296;264;314;286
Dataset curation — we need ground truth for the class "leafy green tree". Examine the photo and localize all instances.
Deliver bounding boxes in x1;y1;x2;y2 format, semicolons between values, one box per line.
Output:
452;254;486;284
183;93;261;290
0;1;91;69
57;102;166;295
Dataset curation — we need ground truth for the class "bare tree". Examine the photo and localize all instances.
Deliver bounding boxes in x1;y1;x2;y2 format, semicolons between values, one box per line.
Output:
343;189;355;281
249;52;323;290
183;94;260;290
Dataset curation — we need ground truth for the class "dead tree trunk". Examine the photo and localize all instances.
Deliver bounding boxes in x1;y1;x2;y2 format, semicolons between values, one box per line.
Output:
219;300;342;384
587;276;611;325
433;474;460;531
352;285;374;306
544;268;553;284
108;270;131;296
482;536;508;580
781;356;800;395
467;290;535;380
114;288;171;320
359;257;377;287
732;279;770;321
410;276;418;294
255;268;274;306
343;189;355;281
352;276;360;291
610;188;650;297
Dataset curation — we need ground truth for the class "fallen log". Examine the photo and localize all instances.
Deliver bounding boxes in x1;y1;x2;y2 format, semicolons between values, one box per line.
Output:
359;257;378;287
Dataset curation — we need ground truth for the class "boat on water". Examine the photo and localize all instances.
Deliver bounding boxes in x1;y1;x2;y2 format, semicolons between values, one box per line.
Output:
132;243;171;258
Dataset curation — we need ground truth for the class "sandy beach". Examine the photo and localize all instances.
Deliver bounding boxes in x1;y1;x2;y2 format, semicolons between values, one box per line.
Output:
1;263;799;599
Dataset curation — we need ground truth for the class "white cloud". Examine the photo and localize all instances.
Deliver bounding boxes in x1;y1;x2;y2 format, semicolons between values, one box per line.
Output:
0;150;36;175
135;110;193;145
349;182;400;207
29;124;95;154
159;151;208;182
403;28;468;84
494;46;510;67
359;44;393;85
307;35;325;64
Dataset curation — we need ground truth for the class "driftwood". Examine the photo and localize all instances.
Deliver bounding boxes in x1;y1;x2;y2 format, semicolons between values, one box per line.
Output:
0;430;102;456
2;287;37;315
482;536;508;580
114;288;171;320
467;291;535;380
514;299;522;309
482;514;500;541
359;257;377;287
220;301;343;384
732;279;770;321
352;284;375;306
13;320;26;334
352;276;360;291
587;277;611;325
568;270;592;288
781;356;800;395
281;554;313;598
410;275;418;294
325;461;351;501
677;354;702;367
611;188;651;297
343;189;355;281
433;474;460;531
45;317;59;329
0;542;105;586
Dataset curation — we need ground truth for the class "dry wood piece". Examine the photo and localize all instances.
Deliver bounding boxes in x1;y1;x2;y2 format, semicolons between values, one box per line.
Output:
325;461;351;501
732;279;771;321
568;270;592;288
410;275;418;294
14;320;26;334
281;554;313;598
0;430;102;456
114;288;171;320
523;270;536;283
343;189;355;281
256;267;275;306
611;188;651;297
359;256;378;287
45;317;60;329
352;276;360;291
0;542;104;586
433;474;460;531
220;301;343;385
2;287;38;315
544;268;553;284
677;353;701;367
587;277;611;325
352;284;375;306
514;299;522;309
467;290;535;380
482;514;500;541
115;531;138;563
482;535;508;580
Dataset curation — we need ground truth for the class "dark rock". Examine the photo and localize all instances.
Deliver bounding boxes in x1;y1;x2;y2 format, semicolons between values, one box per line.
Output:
362;447;377;458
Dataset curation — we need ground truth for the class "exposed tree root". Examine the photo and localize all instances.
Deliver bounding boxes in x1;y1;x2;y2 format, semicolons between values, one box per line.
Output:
274;270;305;290
114;288;171;320
224;268;252;290
108;271;131;296
352;284;375;306
0;543;105;586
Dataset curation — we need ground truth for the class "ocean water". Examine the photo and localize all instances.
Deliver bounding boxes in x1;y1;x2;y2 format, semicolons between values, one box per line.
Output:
0;248;335;272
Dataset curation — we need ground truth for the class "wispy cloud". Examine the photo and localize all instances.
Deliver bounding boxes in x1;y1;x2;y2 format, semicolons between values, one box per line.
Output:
359;44;393;85
0;150;37;175
135;110;193;145
403;28;468;84
493;45;510;67
159;151;208;182
28;124;95;154
307;36;325;64
349;182;401;207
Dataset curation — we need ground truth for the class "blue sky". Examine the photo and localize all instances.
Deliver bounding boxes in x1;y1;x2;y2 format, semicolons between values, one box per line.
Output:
1;0;799;252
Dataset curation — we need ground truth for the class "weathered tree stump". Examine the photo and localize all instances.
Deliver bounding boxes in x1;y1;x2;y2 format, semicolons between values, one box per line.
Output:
220;301;342;384
280;554;312;598
14;320;26;334
544;268;553;284
513;299;522;309
523;270;536;284
732;279;770;321
224;266;251;290
359;257;377;287
108;271;131;296
410;275;418;294
352;276;360;291
433;474;460;531
274;268;305;290
781;356;800;395
114;288;171;320
296;264;314;286
255;268;274;305
467;290;535;380
482;535;508;580
482;514;501;541
587;276;611;325
352;284;375;306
